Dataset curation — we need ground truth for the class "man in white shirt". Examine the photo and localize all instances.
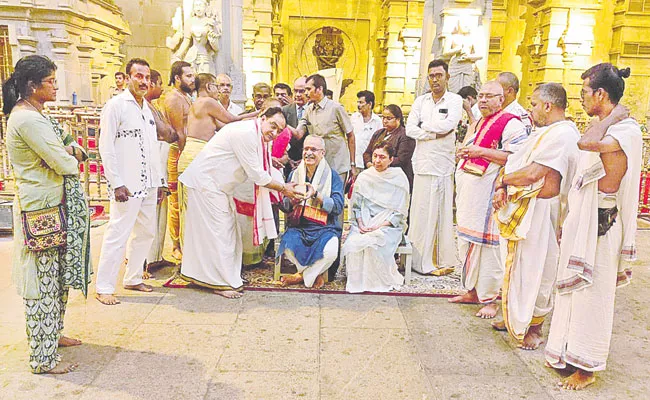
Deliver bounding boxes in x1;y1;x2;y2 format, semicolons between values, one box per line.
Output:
96;58;165;305
350;90;382;172
216;73;243;115
471;72;532;133
179;107;303;298
406;59;463;276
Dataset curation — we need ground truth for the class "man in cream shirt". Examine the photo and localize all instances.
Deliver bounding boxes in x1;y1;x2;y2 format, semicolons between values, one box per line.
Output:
406;59;463;276
96;58;164;305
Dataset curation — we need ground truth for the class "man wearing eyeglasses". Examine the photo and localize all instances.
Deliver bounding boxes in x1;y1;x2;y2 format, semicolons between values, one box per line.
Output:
216;73;243;115
450;81;528;318
406;59;463;277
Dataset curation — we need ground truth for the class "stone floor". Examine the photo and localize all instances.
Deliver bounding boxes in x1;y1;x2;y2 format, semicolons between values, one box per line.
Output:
0;224;648;400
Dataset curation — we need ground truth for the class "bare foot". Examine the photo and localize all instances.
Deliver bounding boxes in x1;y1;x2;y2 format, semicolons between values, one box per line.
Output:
45;362;78;374
96;294;120;305
476;303;498;319
559;369;595;390
430;267;455;276
448;289;479;304
58;336;82;347
171;247;183;261
313;274;325;289
124;283;153;292
491;319;506;331
280;273;304;287
520;323;544;350
148;260;175;269
142;270;152;280
214;290;242;299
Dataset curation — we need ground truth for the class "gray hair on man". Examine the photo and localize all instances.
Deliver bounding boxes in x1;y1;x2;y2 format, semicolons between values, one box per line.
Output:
304;135;326;150
497;72;520;94
534;82;567;110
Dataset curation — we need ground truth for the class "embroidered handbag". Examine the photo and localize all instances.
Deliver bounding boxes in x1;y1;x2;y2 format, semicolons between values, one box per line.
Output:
20;195;67;252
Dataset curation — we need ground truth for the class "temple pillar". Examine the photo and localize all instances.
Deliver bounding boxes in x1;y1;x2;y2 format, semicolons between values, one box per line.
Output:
49;29;74;105
519;1;606;119
378;0;424;111
243;0;273;99
76;39;95;105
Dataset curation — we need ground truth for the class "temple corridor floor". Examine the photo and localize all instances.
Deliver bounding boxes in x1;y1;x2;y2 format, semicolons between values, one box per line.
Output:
0;224;648;400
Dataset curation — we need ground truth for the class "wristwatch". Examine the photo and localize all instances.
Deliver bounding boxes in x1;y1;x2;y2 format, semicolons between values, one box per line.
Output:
350;162;356;167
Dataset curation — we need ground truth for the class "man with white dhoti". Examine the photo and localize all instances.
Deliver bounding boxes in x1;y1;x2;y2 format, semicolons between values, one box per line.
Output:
544;64;641;390
178;108;303;298
491;83;580;349
450;81;528;318
278;136;345;289
344;142;410;293
406;59;463;276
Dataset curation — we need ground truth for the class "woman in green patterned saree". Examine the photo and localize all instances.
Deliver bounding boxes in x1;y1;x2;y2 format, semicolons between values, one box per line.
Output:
3;55;91;374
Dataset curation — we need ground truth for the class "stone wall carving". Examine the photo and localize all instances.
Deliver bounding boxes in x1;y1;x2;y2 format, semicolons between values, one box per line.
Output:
167;0;223;74
0;0;130;105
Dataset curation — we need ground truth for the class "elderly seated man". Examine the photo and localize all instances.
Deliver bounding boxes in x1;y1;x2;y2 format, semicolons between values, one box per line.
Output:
343;142;410;293
278;135;344;288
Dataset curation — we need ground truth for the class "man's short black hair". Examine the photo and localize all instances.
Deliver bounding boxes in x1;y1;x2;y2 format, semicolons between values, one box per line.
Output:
357;90;375;107
115;71;126;79
458;86;478;99
262;106;286;120
125;58;150;76
273;82;292;96
150;69;162;85
427;59;449;74
306;74;327;92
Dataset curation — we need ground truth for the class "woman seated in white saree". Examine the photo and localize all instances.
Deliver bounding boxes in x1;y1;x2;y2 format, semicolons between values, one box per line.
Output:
343;142;410;293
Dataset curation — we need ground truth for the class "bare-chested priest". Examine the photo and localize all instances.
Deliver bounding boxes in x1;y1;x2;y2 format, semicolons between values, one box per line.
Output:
450;81;528;318
491;83;580;350
544;64;641;390
177;73;258;244
159;61;195;261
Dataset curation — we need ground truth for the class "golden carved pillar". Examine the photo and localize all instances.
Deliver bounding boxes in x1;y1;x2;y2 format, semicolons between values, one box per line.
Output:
519;0;607;119
377;0;424;111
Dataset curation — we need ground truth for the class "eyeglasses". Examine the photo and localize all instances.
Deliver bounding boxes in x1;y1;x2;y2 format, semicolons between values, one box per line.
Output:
41;78;58;86
477;93;502;100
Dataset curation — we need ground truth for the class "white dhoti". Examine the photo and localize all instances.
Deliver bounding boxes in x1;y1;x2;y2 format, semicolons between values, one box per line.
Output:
96;190;157;294
147;140;170;263
234;181;266;266
147;197;168;263
458;240;501;303
501;197;560;340
284;237;338;288
543;116;642;372
545;219;621;372
180;187;244;290
409;174;457;273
